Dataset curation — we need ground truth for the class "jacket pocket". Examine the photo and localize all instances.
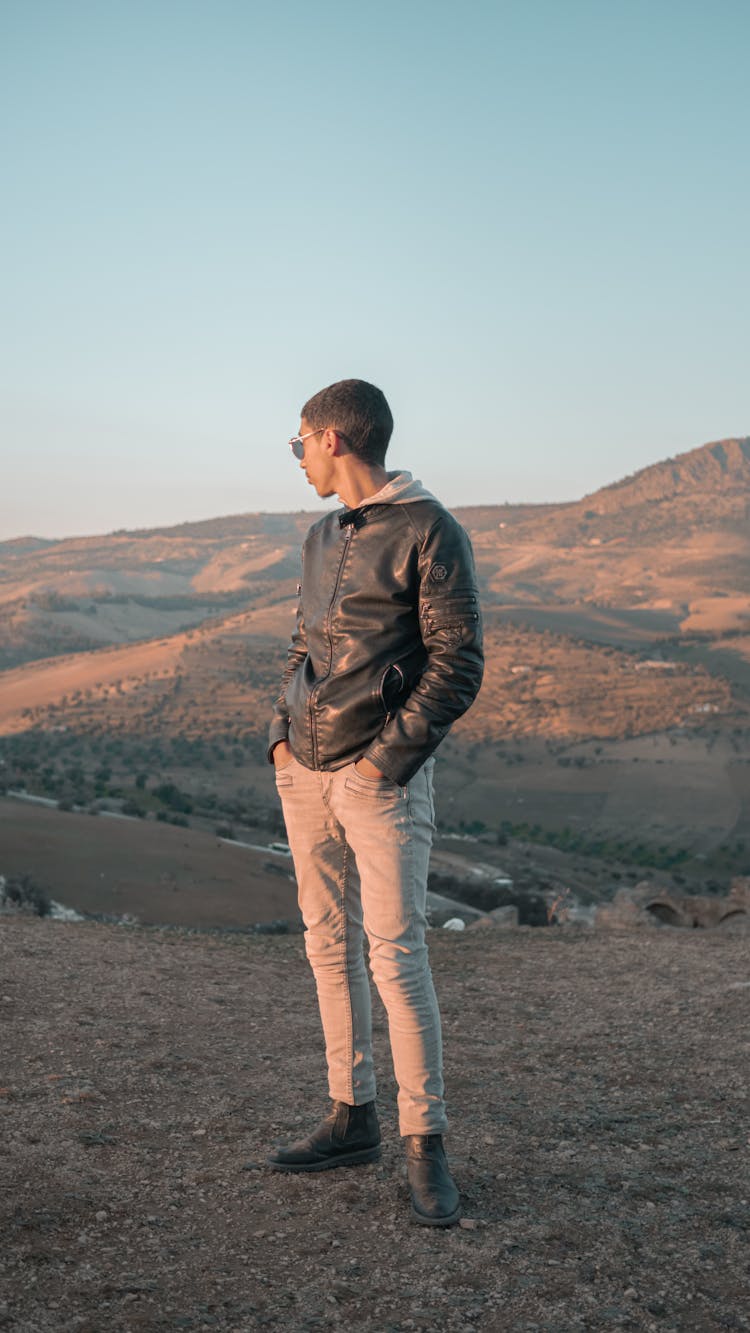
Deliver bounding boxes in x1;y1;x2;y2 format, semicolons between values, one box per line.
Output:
421;587;479;623
378;661;406;717
420;589;481;643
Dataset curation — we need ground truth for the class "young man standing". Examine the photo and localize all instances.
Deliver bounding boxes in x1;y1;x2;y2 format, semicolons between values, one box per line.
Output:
267;379;483;1226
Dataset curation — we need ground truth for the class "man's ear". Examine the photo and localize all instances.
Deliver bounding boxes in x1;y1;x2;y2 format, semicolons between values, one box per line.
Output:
322;428;347;457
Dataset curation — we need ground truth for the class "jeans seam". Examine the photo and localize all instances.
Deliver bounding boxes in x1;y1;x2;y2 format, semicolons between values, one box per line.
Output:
320;773;355;1104
398;783;417;928
341;841;355;1104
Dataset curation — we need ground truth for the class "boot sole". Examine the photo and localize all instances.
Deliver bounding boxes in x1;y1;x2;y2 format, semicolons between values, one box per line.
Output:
267;1144;382;1173
410;1201;462;1227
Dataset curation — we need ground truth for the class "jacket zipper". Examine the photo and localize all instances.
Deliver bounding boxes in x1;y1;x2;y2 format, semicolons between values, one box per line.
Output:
310;524;354;768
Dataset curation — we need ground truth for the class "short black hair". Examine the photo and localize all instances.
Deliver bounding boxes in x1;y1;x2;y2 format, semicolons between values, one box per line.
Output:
301;379;393;466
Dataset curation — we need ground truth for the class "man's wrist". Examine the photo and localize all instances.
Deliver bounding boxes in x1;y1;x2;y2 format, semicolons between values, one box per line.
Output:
272;739;292;767
354;755;387;780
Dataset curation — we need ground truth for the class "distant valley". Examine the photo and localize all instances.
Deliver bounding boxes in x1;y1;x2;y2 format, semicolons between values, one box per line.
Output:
2;435;749;923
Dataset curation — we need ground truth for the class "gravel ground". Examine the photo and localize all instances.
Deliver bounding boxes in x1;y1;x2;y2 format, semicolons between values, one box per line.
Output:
1;917;749;1332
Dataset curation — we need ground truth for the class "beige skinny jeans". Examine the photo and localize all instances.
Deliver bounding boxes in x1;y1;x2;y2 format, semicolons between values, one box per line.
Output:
274;753;447;1136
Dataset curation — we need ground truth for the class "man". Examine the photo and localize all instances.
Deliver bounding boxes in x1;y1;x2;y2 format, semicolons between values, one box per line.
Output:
267;379;483;1226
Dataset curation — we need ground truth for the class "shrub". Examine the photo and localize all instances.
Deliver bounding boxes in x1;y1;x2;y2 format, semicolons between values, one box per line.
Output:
1;874;52;917
153;782;193;813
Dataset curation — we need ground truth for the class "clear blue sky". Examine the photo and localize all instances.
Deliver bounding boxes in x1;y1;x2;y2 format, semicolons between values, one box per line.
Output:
2;0;748;539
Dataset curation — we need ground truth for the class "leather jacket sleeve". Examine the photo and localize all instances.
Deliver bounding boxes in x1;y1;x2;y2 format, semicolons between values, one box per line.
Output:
361;514;484;786
267;586;308;760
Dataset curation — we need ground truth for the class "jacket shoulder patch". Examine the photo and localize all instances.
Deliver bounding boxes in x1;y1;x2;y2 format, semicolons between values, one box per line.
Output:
429;562;449;582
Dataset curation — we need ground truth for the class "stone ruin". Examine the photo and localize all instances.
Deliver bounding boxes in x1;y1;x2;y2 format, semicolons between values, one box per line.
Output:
595;876;750;931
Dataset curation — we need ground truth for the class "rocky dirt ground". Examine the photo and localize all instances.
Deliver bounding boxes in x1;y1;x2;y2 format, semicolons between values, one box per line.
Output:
1;918;749;1332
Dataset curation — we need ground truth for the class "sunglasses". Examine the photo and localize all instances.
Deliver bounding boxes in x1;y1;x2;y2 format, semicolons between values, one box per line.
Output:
289;429;323;460
288;428;352;460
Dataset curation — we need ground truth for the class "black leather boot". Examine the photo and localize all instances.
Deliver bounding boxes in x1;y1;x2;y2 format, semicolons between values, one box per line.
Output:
268;1100;381;1172
404;1134;461;1226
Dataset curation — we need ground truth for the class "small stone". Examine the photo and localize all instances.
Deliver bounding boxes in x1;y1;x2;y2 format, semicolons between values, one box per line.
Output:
95;1210;108;1223
459;1217;479;1229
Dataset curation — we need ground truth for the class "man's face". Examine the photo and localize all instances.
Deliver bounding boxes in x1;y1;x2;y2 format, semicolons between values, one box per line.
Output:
296;418;336;498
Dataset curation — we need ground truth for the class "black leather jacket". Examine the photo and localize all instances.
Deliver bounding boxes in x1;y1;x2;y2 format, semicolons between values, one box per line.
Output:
268;473;484;786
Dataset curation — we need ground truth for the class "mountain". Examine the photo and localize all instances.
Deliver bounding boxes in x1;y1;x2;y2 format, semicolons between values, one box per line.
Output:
588;436;750;508
0;431;746;715
2;434;750;868
0;435;748;676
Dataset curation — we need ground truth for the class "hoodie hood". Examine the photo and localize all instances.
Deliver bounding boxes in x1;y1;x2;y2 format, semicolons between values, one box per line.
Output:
355;470;439;508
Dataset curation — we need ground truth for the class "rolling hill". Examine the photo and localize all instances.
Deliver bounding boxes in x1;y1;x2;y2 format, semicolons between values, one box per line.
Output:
1;435;749;877
2;436;749;672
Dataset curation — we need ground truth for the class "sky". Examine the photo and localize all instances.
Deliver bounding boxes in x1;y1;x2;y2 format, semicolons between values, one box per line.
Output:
2;0;749;540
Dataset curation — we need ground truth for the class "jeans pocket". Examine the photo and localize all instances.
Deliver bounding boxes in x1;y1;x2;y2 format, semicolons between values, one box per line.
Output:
344;767;401;800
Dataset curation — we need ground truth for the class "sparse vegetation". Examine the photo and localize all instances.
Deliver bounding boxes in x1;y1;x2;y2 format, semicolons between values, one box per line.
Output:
427;871;548;925
1;873;51;916
491;819;750;880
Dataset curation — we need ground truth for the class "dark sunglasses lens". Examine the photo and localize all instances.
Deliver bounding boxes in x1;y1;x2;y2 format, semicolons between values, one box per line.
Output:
290;438;305;460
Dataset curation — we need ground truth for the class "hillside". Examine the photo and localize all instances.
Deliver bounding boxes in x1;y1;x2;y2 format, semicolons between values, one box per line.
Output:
586;436;750;508
2;434;750;869
2;437;749;677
